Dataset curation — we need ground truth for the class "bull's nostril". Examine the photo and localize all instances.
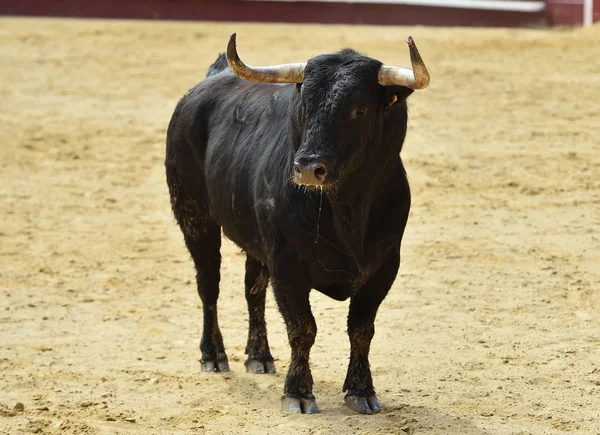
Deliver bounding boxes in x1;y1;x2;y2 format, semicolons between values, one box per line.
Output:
313;165;327;181
293;164;302;176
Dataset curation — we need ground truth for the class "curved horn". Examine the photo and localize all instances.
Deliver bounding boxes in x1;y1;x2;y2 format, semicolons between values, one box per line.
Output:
226;33;306;84
378;36;430;90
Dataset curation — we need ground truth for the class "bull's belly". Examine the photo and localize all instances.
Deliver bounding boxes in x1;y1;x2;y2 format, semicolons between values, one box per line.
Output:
313;283;354;301
221;226;267;264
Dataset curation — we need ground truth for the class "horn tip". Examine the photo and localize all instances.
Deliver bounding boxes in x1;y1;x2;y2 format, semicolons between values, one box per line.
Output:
227;33;238;57
406;36;415;48
226;33;239;68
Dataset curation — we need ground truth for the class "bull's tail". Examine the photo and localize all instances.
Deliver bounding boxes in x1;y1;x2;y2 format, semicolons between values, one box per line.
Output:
206;53;228;78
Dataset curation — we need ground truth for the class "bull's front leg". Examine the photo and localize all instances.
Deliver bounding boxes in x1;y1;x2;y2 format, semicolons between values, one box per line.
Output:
343;248;400;414
271;269;319;414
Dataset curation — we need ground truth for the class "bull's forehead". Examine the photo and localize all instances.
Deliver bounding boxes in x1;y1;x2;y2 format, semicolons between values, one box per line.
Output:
303;51;382;101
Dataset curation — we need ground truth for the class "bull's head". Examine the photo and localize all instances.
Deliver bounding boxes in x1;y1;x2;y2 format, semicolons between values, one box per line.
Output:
226;34;429;192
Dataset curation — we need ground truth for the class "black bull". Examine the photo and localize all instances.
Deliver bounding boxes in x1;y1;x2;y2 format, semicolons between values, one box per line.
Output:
165;34;430;414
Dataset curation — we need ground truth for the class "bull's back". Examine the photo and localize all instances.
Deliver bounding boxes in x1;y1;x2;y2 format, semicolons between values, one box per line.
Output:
167;72;294;260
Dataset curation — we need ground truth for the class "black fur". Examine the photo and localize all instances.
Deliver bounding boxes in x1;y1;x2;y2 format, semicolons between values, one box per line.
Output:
206;53;228;77
165;48;414;413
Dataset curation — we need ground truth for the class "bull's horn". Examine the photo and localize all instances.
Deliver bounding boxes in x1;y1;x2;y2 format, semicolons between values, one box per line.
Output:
378;36;430;90
226;33;306;84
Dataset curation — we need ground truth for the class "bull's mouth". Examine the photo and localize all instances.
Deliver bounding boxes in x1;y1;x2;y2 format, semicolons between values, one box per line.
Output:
293;178;338;195
293;174;327;189
293;171;334;190
294;180;327;189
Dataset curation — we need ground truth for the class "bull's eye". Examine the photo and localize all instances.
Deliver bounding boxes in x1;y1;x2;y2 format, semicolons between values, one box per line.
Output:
351;107;367;118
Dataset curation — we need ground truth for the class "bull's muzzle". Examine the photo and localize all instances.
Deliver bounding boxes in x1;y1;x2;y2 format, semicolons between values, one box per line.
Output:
293;160;328;187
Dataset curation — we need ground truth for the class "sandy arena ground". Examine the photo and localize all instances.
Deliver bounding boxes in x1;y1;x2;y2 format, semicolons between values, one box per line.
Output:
1;17;599;435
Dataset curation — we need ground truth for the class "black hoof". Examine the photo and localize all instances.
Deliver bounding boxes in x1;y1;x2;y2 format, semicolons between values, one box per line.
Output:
245;359;276;374
344;394;382;414
281;395;320;414
201;359;230;373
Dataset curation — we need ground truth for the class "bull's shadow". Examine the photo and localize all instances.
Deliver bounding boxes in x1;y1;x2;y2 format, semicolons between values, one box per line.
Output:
188;369;486;434
313;379;488;434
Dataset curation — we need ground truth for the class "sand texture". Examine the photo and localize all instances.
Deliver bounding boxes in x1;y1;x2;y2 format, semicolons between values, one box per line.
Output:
1;18;599;434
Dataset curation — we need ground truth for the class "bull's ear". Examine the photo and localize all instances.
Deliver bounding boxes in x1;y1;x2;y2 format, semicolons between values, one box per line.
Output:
384;86;414;109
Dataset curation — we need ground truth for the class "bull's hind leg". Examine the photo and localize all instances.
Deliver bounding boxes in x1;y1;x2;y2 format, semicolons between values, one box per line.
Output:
343;248;400;414
166;166;229;372
185;222;229;372
244;256;276;374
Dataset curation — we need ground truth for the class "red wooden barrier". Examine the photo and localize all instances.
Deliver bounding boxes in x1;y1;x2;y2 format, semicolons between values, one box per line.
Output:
0;0;549;27
1;0;597;27
545;0;600;25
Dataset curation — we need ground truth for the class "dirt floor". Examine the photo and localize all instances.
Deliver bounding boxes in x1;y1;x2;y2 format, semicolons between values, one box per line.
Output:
1;17;599;435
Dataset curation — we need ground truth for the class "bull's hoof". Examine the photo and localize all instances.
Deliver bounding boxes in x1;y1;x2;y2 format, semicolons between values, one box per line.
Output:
201;359;230;373
245;359;276;374
344;393;382;414
281;394;320;414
